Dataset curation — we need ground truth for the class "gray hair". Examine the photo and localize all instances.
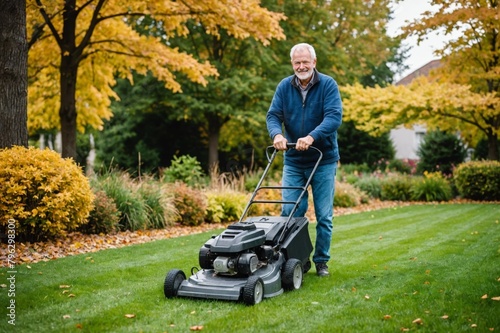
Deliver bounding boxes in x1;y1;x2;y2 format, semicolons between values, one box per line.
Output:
290;43;317;61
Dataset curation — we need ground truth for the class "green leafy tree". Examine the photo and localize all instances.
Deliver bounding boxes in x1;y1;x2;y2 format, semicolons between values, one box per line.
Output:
416;130;467;176
337;121;395;167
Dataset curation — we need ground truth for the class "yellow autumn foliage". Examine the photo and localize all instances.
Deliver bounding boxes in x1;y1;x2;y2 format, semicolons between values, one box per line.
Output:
0;146;94;241
26;0;285;133
342;76;500;146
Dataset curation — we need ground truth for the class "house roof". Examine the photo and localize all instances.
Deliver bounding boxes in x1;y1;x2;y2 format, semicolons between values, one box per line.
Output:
395;59;442;86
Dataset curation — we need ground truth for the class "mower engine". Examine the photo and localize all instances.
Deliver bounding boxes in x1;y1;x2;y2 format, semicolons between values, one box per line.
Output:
198;221;278;276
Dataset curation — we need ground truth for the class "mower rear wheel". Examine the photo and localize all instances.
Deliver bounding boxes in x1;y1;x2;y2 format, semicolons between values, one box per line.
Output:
242;275;264;305
282;258;303;291
164;269;186;298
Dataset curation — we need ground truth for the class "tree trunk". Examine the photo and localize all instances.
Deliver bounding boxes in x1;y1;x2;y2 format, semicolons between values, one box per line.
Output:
207;115;221;171
487;132;499;161
59;61;78;159
59;0;79;159
0;0;28;149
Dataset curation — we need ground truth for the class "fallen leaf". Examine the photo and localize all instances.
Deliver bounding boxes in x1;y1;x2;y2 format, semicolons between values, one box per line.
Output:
62;290;69;294
190;310;196;314
190;326;203;331
0;284;6;288
364;295;370;300
124;314;136;318
351;287;357;292
412;318;423;325
491;296;500;301
400;328;409;332
481;294;488;299
471;324;477;328
75;324;83;329
26;265;31;269
60;285;71;289
441;315;449;319
63;315;71;319
383;315;392;320
68;294;76;298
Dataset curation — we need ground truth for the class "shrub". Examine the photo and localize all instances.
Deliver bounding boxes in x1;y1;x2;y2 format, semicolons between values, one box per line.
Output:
79;190;120;234
163;155;206;187
169;182;207;226
334;182;369;208
205;190;247;223
380;174;414;201
410;172;453;202
93;171;148;231
354;176;383;199
416;130;467;176
248;187;282;216
0;146;94;241
453;160;500;201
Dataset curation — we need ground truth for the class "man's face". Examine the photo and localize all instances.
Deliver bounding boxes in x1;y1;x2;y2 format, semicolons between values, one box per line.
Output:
291;48;316;82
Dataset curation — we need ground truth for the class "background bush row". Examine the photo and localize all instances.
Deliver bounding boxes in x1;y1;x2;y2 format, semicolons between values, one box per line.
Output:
1;146;499;242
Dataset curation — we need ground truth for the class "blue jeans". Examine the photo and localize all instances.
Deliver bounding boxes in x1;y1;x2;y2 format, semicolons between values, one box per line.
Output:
281;162;337;264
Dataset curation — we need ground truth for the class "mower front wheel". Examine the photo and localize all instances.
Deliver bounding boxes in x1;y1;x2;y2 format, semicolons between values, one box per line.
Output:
164;269;186;298
242;275;264;305
282;258;303;291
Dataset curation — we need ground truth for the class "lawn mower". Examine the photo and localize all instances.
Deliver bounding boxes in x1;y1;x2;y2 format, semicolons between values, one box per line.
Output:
163;144;322;305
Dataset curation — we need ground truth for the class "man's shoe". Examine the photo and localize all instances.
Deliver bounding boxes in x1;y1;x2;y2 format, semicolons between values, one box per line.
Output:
316;263;329;277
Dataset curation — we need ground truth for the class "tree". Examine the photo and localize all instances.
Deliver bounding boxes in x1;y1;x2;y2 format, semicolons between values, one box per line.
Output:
402;0;500;160
26;0;285;159
416;130;467;175
0;0;28;148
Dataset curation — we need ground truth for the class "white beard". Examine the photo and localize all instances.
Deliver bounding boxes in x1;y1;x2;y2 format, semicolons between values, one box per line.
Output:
295;69;313;81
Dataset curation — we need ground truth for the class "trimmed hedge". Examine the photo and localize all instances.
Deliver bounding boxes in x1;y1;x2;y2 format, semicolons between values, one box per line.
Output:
453;160;500;201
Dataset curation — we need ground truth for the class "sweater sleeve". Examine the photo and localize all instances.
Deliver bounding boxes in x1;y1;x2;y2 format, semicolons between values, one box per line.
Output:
308;78;342;142
266;81;286;140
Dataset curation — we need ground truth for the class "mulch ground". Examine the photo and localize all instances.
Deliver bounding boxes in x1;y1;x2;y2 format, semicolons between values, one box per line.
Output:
1;199;482;266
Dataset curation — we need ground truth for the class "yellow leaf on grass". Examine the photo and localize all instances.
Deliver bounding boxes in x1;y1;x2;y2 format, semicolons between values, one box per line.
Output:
190;326;203;331
481;294;488;299
412;318;423;325
124;314;136;318
383;315;392;320
60;285;71;289
441;315;449;319
63;315;71;319
491;296;500;301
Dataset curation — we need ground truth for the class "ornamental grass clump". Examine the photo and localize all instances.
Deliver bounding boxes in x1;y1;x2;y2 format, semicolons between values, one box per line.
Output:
410;171;453;202
0;146;94;241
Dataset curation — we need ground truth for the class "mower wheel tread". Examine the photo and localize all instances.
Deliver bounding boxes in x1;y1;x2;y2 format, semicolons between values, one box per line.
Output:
282;258;303;291
242;275;264;305
164;269;186;298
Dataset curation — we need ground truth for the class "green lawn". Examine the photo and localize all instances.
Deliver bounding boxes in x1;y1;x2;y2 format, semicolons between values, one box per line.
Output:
1;203;499;332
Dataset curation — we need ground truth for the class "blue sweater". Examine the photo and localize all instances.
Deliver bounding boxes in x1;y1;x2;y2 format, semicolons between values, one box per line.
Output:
267;69;343;167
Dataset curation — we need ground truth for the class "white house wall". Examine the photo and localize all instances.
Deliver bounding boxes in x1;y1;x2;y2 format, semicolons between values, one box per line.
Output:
390;125;427;160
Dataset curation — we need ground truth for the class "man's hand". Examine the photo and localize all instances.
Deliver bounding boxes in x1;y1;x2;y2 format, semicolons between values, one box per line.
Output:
273;134;288;151
296;135;314;151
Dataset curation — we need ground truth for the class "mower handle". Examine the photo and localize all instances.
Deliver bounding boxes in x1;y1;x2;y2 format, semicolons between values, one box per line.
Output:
265;143;322;163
